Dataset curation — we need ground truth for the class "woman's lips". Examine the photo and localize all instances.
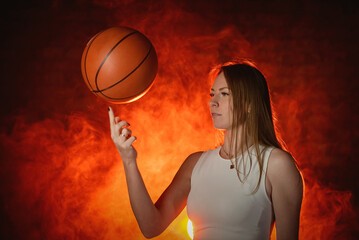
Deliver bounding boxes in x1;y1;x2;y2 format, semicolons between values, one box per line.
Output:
211;113;222;117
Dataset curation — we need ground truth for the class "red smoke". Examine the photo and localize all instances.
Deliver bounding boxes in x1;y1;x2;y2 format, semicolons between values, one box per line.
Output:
1;0;358;239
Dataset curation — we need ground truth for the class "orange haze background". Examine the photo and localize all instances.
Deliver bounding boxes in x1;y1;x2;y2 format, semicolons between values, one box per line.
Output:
0;0;358;239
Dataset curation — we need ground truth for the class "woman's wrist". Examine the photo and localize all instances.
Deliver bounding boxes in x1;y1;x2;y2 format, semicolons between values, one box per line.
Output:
122;158;138;170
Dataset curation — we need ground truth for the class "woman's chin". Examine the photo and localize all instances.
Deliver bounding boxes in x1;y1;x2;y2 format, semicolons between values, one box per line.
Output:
213;124;229;130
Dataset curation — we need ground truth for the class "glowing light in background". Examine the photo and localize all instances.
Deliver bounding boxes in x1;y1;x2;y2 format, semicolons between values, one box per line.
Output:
187;219;194;239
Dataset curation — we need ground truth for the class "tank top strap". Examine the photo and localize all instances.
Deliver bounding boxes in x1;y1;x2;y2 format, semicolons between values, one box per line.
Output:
259;145;275;201
261;146;275;177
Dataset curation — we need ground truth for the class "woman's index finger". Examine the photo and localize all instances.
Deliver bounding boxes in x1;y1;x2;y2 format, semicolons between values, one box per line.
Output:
108;107;116;129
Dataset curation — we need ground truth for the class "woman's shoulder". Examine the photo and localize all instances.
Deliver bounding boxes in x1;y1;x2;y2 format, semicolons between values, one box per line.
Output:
188;151;204;159
171;151;203;182
268;148;293;163
267;148;297;171
183;151;204;169
267;147;302;185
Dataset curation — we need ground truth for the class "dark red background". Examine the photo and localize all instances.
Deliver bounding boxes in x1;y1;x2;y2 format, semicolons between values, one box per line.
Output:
1;0;358;239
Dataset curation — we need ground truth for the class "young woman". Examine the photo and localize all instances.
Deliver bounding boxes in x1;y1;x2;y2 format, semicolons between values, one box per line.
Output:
108;61;303;240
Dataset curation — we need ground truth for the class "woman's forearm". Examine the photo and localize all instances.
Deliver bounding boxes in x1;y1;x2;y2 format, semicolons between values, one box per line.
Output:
108;108;164;238
123;161;162;238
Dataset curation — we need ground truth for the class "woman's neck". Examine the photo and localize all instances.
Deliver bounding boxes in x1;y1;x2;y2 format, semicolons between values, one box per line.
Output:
222;128;253;157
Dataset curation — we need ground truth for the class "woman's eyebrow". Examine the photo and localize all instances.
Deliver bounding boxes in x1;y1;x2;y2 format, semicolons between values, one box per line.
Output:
210;87;229;91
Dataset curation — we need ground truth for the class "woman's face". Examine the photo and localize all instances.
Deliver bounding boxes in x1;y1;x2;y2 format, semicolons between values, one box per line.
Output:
209;72;233;130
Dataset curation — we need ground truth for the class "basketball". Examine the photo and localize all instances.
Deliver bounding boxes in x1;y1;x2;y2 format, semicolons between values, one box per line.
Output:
81;27;158;103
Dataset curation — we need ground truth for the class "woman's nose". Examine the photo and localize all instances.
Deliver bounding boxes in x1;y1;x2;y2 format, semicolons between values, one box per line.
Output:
209;97;218;107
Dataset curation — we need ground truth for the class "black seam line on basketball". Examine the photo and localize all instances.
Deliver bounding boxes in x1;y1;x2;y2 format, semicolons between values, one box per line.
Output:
95;48;154;100
93;45;153;93
99;80;153;100
83;30;104;92
103;91;145;100
99;73;153;100
94;31;138;93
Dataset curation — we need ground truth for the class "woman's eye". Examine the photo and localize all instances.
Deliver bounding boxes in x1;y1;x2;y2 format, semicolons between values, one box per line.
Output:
210;92;229;97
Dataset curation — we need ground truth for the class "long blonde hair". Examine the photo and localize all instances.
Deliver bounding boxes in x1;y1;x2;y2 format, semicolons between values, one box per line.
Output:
211;60;285;192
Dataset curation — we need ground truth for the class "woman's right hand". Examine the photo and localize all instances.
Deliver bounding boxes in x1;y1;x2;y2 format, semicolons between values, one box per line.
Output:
108;107;137;165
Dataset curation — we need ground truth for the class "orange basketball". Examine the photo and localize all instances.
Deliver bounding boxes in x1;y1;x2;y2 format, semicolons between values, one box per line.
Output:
81;27;158;103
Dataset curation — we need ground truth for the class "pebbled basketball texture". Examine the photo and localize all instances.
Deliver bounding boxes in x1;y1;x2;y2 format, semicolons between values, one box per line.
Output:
81;27;158;104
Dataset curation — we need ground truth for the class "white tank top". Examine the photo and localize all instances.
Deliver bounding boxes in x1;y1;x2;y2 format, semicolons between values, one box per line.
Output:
187;145;274;240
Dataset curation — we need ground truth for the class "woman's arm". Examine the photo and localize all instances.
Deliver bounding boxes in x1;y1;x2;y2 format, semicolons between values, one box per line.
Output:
108;107;201;238
267;149;303;240
124;151;201;238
